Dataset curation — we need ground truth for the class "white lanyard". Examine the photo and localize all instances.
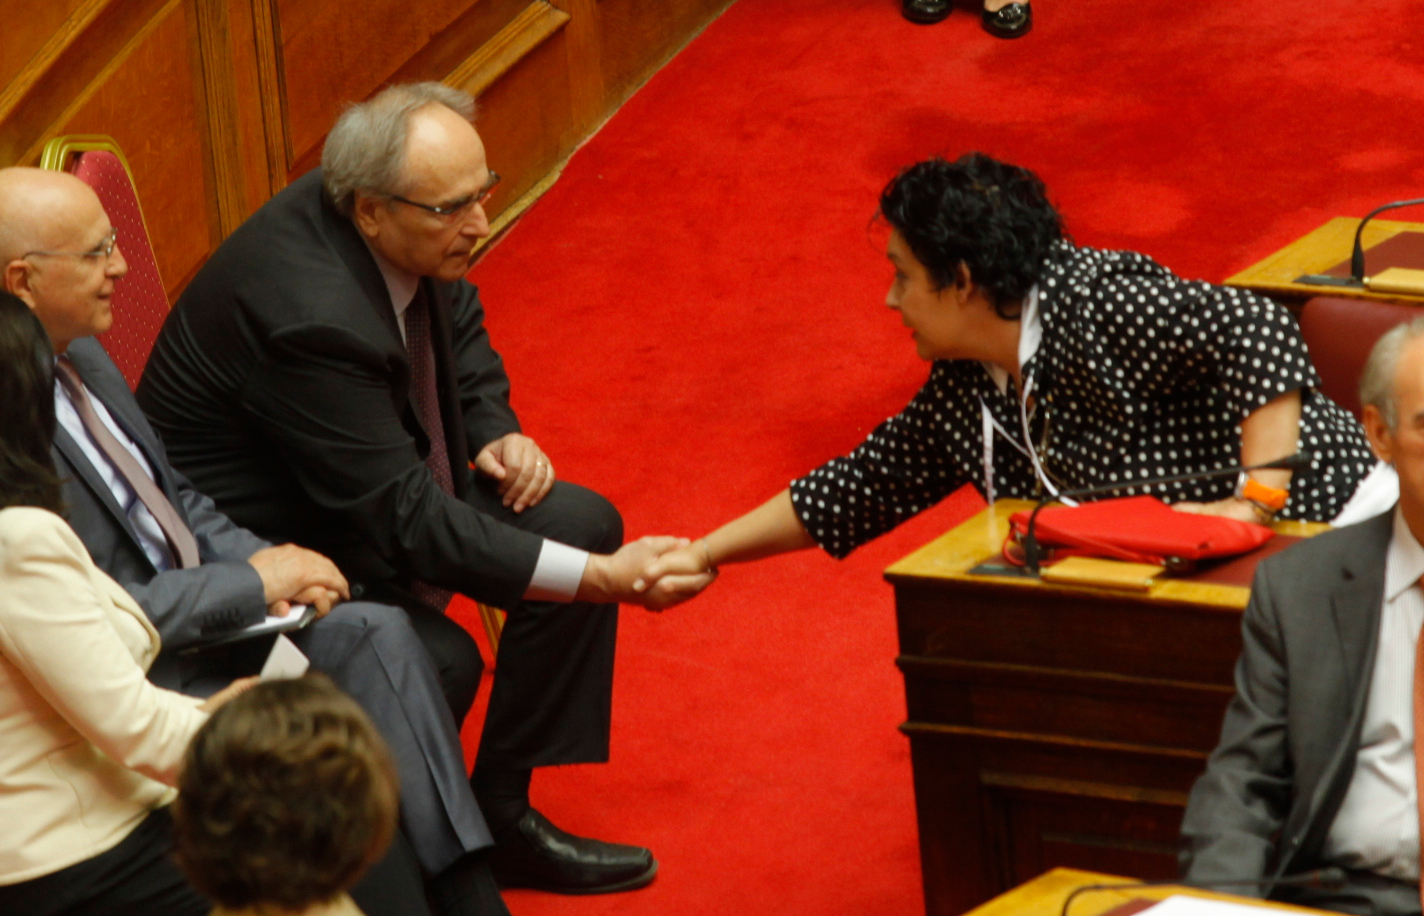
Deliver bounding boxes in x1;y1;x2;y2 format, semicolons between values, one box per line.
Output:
978;373;1075;507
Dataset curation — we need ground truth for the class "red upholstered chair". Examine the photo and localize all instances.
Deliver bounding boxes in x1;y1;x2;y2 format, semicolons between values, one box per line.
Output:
1297;296;1421;419
40;135;169;391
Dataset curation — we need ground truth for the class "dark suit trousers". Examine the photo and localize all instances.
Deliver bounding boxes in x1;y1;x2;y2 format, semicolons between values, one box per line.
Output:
376;477;622;772
163;602;492;876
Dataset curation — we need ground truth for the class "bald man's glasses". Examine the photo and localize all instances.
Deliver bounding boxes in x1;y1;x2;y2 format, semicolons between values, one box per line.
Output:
24;228;119;262
389;171;501;219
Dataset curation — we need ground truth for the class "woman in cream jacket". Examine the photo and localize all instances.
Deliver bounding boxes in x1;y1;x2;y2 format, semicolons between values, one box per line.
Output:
0;292;250;915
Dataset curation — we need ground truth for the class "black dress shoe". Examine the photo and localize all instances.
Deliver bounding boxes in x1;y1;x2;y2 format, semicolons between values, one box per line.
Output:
489;808;657;895
902;0;951;24
982;1;1032;37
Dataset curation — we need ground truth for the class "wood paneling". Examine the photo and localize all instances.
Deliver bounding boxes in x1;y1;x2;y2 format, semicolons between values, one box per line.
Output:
0;0;734;298
58;1;214;292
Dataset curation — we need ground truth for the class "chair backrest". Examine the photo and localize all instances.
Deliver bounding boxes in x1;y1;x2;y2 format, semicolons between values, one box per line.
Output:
1298;296;1421;418
40;136;169;391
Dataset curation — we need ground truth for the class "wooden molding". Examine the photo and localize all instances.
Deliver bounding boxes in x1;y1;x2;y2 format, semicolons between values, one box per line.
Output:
192;0;247;235
249;0;291;194
981;771;1190;808
447;1;571;98
0;0;178;165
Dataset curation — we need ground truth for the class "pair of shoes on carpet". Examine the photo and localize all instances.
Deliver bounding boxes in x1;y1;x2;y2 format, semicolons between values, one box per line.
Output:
901;0;1033;38
489;808;658;895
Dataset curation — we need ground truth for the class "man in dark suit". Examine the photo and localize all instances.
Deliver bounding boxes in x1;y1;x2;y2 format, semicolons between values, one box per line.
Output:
136;83;709;894
0;165;510;916
1180;316;1424;916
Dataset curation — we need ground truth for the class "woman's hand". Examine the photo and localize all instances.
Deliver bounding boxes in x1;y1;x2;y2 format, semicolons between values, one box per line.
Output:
1173;498;1271;525
199;676;260;714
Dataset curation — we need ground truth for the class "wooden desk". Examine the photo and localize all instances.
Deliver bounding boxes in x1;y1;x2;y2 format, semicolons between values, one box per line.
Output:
967;868;1330;916
1226;217;1424;304
884;502;1327;916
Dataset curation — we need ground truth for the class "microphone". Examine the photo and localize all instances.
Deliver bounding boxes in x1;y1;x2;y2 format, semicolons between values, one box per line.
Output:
1297;197;1424;287
1020;451;1312;576
1060;867;1349;916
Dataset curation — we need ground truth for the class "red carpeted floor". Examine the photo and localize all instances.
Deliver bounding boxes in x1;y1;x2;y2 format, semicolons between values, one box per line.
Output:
451;1;1424;913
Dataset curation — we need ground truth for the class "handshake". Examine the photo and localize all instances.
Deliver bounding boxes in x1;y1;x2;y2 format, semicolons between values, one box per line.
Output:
577;536;719;611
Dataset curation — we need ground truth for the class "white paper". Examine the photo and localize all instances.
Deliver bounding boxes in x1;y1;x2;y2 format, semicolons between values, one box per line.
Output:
1137;894;1290;916
260;634;310;680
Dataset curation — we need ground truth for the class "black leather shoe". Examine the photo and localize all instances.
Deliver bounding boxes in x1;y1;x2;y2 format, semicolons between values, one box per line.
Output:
489;808;657;895
902;0;951;24
982;1;1032;37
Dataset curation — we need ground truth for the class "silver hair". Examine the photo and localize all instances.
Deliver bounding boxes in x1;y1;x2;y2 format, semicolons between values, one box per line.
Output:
321;82;476;217
1359;315;1424;429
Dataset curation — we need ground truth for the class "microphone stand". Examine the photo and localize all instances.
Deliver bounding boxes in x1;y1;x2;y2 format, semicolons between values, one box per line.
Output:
1297;197;1424;287
1020;452;1311;577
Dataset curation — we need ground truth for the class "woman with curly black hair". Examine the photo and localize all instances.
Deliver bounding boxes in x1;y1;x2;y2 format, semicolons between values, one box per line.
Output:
635;152;1384;587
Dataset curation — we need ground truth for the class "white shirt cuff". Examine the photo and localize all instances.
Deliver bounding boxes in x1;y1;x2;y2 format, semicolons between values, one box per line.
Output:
524;539;590;602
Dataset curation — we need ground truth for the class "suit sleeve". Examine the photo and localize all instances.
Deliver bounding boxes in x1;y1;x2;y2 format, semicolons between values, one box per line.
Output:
449;281;521;454
55;341;271;651
240;321;544;608
1179;561;1295;890
119;467;271;650
0;510;207;786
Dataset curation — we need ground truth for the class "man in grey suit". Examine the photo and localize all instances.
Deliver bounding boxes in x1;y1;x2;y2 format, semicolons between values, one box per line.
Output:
0;165;514;915
1180;315;1424;916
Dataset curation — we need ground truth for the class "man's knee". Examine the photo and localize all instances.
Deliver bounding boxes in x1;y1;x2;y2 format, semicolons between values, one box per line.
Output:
542;483;622;554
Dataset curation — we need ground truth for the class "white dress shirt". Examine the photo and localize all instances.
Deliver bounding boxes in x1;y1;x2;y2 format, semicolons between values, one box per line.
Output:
54;373;174;572
1322;506;1424;881
365;244;589;602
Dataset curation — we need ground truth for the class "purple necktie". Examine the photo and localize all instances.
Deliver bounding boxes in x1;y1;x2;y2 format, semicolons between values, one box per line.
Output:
55;356;200;569
404;289;456;611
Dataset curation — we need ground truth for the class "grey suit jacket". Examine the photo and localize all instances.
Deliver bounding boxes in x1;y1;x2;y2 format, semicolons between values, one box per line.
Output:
1180;509;1393;890
53;338;271;661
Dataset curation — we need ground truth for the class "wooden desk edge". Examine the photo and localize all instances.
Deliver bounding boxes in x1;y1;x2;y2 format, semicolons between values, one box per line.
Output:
966;868;1336;916
884;501;1330;610
1226;216;1424;304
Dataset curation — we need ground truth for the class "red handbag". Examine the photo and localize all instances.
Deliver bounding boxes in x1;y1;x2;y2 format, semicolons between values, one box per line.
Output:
1006;495;1275;568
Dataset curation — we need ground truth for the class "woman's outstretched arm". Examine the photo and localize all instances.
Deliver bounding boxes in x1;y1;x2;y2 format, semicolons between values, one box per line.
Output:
633;489;816;596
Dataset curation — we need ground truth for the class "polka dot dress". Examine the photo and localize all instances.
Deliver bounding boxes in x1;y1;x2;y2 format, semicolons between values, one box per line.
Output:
791;244;1377;559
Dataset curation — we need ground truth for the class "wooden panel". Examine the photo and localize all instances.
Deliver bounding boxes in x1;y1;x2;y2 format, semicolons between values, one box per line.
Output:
0;0;738;301
277;0;490;174
58;1;215;295
597;0;730;103
0;0;91;95
0;0;176;165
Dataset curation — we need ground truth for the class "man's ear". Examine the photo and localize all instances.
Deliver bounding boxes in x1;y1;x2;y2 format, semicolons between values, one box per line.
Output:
3;258;37;308
351;193;383;239
1362;403;1394;464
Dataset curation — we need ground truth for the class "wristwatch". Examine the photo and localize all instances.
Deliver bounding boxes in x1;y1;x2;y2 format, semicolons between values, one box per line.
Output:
1235;472;1289;518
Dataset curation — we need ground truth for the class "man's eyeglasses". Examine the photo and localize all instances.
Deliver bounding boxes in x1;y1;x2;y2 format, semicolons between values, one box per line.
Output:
389;171;502;219
24;227;120;262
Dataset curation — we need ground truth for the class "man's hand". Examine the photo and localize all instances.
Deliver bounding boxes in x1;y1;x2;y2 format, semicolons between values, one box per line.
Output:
248;544;350;618
1173;498;1271;525
577;536;717;610
475;433;555;513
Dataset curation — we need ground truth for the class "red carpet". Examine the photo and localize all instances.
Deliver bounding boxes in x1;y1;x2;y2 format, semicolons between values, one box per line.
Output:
453;1;1424;913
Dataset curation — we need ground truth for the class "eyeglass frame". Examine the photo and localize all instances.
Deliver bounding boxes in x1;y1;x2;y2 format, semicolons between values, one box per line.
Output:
23;227;120;262
387;170;501;219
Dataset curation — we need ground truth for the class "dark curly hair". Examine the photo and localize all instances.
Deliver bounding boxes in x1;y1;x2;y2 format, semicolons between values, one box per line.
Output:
879;153;1065;319
0;291;63;514
173;675;399;912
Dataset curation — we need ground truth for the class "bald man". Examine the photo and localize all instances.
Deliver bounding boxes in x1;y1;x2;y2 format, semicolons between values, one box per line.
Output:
0;166;515;916
137;82;708;895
